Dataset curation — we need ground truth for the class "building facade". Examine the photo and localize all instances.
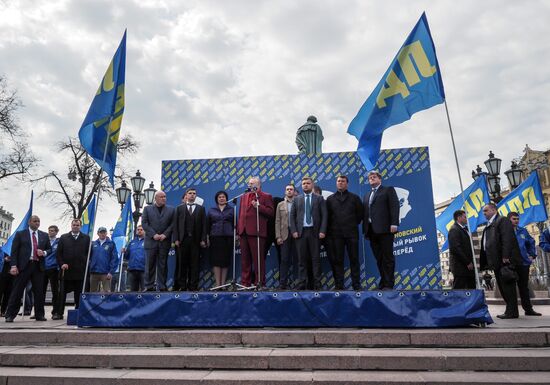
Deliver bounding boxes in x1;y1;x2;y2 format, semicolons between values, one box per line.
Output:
0;206;14;246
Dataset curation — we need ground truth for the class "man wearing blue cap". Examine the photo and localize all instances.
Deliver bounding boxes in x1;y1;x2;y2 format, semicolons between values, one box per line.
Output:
89;227;118;293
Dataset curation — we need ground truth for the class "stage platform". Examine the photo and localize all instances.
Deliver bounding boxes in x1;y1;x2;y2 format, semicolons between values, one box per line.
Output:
76;289;492;328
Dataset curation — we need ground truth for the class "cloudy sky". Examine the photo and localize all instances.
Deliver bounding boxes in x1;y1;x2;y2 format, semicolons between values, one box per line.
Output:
1;0;549;232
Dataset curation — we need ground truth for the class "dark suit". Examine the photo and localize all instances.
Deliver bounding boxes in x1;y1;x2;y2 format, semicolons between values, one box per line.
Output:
237;190;274;287
290;192;327;290
326;190;363;290
480;214;522;317
5;228;50;320
363;185;399;289
173;203;207;291
448;223;476;289
56;231;90;314
142;204;175;290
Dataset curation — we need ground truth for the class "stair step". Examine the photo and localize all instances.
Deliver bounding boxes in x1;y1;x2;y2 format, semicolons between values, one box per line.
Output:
2;346;550;371
485;298;550;305
1;367;550;384
1;329;549;348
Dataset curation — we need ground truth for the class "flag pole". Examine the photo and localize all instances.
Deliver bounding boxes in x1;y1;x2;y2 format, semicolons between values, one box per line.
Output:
444;100;481;289
81;121;112;294
117;249;124;291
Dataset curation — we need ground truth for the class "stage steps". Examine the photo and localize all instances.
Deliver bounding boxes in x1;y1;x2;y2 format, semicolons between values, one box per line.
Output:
1;367;549;384
2;329;550;384
1;328;550;347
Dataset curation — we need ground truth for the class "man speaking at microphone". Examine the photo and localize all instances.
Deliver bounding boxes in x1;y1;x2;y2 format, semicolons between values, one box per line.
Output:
237;176;274;288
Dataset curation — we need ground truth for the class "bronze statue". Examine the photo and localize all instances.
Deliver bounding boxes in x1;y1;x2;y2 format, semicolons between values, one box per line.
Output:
296;116;323;155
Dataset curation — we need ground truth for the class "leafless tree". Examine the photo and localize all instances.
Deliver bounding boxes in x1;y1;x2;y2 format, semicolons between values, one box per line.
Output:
0;75;38;181
33;135;139;220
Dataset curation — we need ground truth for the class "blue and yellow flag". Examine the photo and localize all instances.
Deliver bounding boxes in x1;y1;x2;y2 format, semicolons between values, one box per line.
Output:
347;13;445;170
78;31;126;186
0;191;33;268
81;195;97;238
498;171;548;225
436;176;490;251
112;194;132;273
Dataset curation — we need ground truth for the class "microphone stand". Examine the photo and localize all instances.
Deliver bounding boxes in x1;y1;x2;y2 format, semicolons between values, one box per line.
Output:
210;191;249;291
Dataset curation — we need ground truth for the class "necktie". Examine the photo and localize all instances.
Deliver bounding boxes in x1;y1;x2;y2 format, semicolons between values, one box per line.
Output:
73;234;78;240
305;194;312;224
188;204;194;215
369;188;377;206
32;231;39;261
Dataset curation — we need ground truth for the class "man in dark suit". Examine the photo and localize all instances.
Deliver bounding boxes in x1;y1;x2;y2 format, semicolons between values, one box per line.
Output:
5;215;51;322
480;203;522;319
237;176;274;288
448;209;476;289
141;190;175;291
173;188;207;291
56;218;91;318
290;176;327;290
363;170;399;290
326;175;364;290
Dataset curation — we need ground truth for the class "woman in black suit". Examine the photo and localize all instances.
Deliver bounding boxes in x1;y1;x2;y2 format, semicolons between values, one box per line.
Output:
206;191;234;288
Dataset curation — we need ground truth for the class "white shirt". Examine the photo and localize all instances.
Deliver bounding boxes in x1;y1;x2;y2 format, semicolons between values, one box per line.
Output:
28;227;38;259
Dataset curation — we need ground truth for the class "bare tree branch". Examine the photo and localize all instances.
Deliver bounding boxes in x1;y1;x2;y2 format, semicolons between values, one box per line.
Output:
33;135;140;220
0;75;38;182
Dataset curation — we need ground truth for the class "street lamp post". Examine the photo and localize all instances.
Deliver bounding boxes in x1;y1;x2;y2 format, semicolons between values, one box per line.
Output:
129;170;146;236
484;151;503;202
144;181;157;206
504;161;523;189
115;181;131;210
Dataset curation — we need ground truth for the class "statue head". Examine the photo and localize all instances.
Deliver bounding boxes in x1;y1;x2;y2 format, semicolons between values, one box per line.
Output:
306;115;318;123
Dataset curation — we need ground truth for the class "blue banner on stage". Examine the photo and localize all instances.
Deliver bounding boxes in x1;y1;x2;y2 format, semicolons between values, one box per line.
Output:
77;290;492;328
161;147;441;290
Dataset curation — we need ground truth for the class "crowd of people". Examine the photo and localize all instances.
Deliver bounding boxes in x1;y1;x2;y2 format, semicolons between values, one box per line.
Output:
139;171;399;293
448;204;550;319
0;218;147;322
3;170;548;323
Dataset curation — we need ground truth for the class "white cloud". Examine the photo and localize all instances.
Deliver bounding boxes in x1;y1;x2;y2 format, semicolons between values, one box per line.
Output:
1;0;549;233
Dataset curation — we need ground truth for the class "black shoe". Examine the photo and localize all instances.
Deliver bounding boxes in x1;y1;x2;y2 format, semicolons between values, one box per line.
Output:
52;314;64;320
142;288;154;292
35;316;47;321
353;286;362;291
23;312;31;316
496;313;519;319
30;315;36;319
525;309;542;316
5;317;14;323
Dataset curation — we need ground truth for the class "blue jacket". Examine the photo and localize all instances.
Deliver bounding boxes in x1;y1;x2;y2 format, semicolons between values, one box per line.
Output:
90;237;118;274
540;229;550;253
45;238;59;270
123;237;145;271
515;226;536;266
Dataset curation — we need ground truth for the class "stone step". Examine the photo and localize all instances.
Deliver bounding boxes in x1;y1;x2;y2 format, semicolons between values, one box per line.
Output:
485;298;550;305
1;328;549;348
1;367;550;384
485;290;549;298
2;346;550;371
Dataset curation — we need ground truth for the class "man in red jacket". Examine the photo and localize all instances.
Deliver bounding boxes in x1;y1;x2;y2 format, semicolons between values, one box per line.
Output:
238;176;274;288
